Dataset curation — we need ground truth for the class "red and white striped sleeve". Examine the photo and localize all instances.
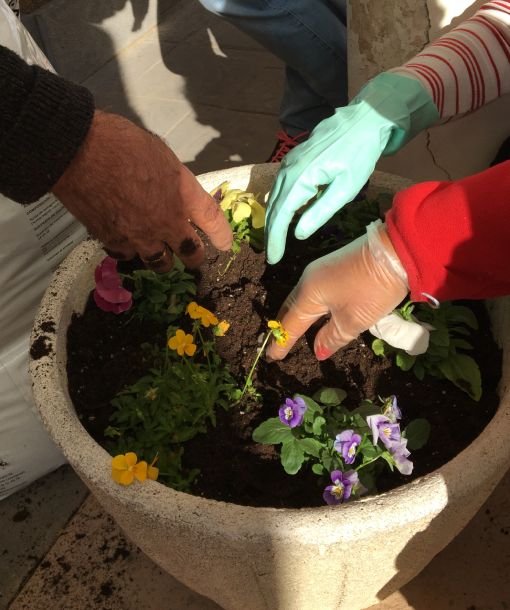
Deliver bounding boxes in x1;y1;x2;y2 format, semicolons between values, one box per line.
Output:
389;1;510;118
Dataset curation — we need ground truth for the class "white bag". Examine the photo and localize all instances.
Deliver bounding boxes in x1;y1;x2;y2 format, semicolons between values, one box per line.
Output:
0;0;87;500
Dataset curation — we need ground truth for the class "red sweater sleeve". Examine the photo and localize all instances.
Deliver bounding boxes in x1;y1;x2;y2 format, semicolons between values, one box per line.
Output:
386;160;510;302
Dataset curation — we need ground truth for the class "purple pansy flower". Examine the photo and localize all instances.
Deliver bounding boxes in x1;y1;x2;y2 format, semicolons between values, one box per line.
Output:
334;430;362;465
94;256;133;314
278;397;307;428
390;439;413;475
323;470;359;505
382;395;402;422
366;414;401;449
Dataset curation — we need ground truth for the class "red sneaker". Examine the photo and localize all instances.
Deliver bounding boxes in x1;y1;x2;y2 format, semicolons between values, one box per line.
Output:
267;130;310;163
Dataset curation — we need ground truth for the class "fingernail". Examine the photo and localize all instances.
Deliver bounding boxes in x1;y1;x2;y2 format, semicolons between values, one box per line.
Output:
315;346;332;361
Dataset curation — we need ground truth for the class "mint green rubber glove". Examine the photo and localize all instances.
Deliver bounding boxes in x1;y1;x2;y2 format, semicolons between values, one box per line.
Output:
266;73;439;264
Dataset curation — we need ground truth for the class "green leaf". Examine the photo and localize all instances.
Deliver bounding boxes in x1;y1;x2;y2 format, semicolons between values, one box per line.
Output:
312;387;347;406
312;416;326;435
448;305;478;330
398;301;415;320
252;418;293;444
451;326;471;336
312;463;324;475
281;439;305;475
450;338;473;351
360;437;378;461
404;418;431;450
352;402;380;418
380;451;394;471
104;426;121;438
437;353;482;401
352;413;371;431
371;339;387;356
429;328;450;348
413;360;426;381
395;351;416;371
298;438;323;458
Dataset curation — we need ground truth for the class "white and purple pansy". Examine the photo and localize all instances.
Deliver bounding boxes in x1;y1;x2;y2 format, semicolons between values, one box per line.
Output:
323;470;359;505
278;396;307;428
366;414;401;449
334;430;362;465
390;438;413;475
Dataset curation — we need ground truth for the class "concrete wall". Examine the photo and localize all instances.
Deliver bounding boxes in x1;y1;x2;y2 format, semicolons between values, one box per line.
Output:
348;0;510;181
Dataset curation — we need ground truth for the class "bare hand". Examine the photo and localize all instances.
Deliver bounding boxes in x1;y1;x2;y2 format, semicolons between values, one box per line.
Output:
52;111;232;271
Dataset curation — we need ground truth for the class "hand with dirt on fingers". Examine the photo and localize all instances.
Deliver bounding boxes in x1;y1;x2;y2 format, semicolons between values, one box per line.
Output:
266;221;409;361
52;110;232;272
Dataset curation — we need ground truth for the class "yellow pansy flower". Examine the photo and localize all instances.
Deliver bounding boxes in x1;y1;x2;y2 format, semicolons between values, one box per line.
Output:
186;301;202;320
168;329;197;357
213;320;230;337
220;189;244;212
267;320;289;346
249;198;266;229
231;200;252;224
186;301;219;327
147;455;159;481
111;452;148;486
212;183;266;229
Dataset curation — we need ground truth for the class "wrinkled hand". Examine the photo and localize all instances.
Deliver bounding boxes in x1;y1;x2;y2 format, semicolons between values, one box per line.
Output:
265;73;439;264
52;110;232;271
266;222;409;361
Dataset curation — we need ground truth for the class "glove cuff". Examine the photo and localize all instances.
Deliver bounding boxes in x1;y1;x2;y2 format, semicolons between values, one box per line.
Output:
353;72;439;155
366;220;408;287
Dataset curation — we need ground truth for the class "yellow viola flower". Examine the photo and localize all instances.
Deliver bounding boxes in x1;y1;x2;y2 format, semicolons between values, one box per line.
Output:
147;455;159;481
231;200;252;224
200;308;219;328
249;198;266;229
220;189;243;212
111;452;148;486
168;329;197;357
186;301;202;319
186;301;219;327
267;320;289;346
213;184;266;229
213;320;230;337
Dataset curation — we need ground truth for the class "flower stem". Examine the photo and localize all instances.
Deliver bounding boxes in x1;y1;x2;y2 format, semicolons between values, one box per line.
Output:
219;252;237;277
355;456;380;472
240;331;272;400
196;327;211;373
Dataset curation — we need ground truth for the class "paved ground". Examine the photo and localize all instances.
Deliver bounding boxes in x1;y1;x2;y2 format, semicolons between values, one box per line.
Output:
1;1;510;609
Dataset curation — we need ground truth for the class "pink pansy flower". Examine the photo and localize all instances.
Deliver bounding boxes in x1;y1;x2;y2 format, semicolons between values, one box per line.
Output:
93;256;132;314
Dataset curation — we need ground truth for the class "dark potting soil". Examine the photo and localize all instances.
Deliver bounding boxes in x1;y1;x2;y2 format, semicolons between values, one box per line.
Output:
66;233;501;509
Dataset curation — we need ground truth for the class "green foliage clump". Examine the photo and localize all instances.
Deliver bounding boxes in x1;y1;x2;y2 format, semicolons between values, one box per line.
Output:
372;301;482;401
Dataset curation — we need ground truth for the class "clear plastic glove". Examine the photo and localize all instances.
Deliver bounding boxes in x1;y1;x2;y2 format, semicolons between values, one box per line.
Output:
265;73;439;264
52;110;233;272
266;221;409;361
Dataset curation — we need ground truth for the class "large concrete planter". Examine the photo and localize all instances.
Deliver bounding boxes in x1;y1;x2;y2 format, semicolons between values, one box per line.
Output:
30;164;510;610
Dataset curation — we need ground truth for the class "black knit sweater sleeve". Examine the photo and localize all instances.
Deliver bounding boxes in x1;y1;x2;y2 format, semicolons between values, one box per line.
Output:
0;45;95;204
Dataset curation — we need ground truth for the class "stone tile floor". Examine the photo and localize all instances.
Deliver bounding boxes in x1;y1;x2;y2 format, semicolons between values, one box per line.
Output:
1;0;510;608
